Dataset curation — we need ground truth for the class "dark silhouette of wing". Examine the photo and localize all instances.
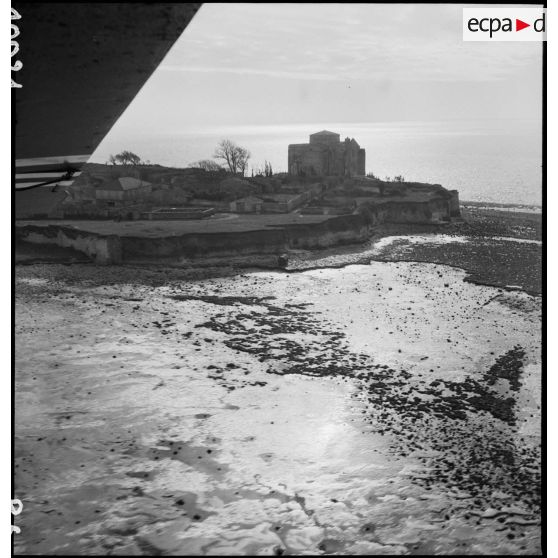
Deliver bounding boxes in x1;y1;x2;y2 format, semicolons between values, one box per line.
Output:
14;2;200;195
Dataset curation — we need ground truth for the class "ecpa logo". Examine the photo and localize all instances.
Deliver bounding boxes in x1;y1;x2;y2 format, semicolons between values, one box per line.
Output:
463;8;546;41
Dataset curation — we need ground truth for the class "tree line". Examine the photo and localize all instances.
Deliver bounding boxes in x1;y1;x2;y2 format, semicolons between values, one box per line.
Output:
107;139;271;177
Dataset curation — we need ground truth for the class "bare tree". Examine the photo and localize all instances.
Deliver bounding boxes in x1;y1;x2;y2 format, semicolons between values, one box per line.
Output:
214;139;251;176
214;139;236;173
236;146;250;176
190;159;223;172
264;161;273;177
108;150;142;166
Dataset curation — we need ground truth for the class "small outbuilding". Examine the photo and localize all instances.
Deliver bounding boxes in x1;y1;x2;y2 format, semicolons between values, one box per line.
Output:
229;196;264;213
95;176;152;202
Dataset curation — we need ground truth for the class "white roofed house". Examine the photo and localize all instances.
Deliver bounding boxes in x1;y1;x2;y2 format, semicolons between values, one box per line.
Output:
95;177;152;204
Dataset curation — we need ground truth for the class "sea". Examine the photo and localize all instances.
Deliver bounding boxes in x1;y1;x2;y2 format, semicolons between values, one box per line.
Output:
91;119;542;207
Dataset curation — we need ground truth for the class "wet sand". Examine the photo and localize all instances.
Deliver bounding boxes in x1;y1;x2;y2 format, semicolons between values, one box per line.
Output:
15;234;541;555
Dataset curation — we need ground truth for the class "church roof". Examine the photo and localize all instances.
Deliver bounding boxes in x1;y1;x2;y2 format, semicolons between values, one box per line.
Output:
97;177;151;191
311;130;339;136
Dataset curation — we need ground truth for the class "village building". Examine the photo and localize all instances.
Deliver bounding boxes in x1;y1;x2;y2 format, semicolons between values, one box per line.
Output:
288;130;366;177
300;197;357;216
95;176;152;204
230;193;309;214
229;196;264;213
261;193;307;213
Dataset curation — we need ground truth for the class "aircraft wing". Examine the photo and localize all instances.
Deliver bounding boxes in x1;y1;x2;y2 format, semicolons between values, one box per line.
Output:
14;2;201;191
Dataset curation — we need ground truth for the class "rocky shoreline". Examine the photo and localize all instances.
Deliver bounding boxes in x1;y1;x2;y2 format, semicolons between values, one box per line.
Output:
284;208;542;296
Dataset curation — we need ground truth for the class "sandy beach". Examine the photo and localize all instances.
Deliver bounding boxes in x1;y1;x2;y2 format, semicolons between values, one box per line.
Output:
14;224;541;555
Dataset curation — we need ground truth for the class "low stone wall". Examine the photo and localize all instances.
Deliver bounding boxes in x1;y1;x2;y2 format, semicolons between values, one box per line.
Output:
143;208;215;220
120;228;287;262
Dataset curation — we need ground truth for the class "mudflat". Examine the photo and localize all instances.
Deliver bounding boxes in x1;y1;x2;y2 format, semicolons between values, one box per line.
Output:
14;212;541;555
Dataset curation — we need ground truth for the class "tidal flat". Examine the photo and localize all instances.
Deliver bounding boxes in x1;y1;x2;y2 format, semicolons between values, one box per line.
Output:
15;233;541;555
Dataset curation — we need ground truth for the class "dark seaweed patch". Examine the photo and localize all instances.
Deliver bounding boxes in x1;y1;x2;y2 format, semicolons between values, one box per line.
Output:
196;299;539;516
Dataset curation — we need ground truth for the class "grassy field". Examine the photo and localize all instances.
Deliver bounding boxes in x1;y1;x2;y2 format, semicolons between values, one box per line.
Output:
16;213;332;237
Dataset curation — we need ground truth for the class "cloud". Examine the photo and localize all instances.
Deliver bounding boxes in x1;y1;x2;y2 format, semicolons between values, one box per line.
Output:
159;3;541;84
92;2;541;138
160;65;342;81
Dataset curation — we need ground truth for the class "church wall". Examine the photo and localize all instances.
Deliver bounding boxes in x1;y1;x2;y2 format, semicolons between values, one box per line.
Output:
288;144;328;176
288;132;366;177
358;149;366;175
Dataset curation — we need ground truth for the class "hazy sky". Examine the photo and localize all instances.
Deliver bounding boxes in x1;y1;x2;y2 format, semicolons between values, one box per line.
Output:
95;3;542;145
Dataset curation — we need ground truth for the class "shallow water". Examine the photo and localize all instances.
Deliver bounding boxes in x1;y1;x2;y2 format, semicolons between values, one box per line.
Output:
15;258;541;555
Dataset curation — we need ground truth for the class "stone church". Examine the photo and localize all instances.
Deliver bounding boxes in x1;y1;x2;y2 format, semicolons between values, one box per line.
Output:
288;130;366;177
